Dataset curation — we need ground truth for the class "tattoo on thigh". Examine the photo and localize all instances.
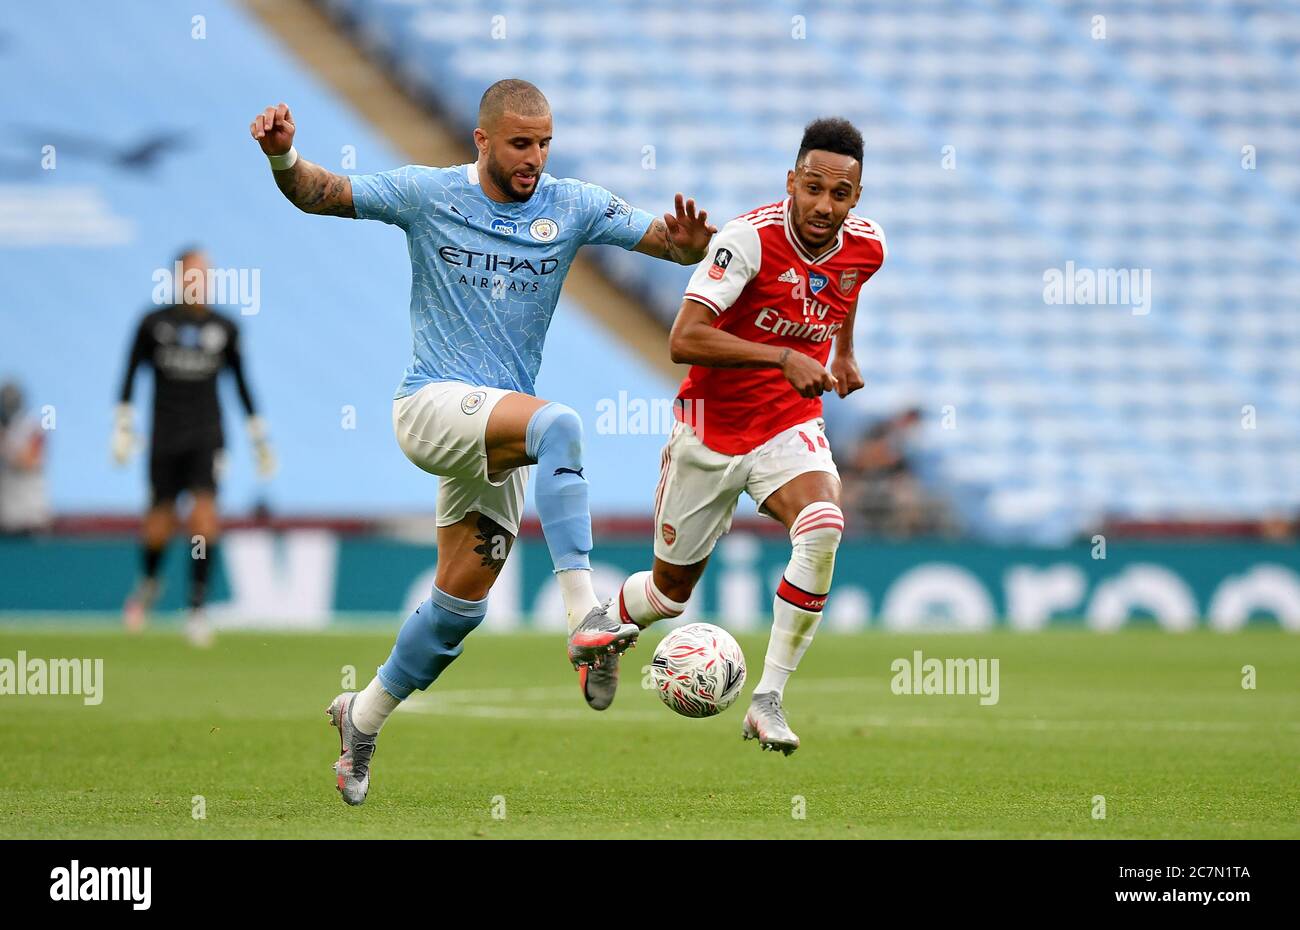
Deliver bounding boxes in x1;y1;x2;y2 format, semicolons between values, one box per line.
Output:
473;515;512;573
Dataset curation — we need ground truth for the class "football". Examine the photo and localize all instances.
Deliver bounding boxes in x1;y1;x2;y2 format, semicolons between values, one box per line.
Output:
650;623;747;718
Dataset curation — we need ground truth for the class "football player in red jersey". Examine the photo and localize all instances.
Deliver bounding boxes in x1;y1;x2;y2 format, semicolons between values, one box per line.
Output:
593;119;886;754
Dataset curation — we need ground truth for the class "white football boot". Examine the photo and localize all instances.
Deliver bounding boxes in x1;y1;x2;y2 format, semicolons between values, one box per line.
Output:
327;692;378;806
742;691;800;756
184;607;215;648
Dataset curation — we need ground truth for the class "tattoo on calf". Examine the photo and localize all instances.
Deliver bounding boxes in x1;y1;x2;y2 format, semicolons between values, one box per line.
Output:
473;515;511;574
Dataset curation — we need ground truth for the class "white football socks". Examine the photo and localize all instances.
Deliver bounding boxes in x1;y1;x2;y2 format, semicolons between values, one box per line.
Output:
351;675;401;736
756;502;843;697
558;568;601;632
756;601;823;697
617;570;686;628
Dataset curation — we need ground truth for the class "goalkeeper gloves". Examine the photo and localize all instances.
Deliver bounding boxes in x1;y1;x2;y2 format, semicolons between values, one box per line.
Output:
247;416;278;479
110;403;137;466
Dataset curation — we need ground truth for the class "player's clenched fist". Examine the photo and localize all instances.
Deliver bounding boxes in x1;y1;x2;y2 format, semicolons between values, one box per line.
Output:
250;103;295;156
780;348;838;399
830;354;865;398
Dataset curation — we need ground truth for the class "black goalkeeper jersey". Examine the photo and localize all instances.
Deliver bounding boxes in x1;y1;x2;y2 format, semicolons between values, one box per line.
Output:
119;305;256;452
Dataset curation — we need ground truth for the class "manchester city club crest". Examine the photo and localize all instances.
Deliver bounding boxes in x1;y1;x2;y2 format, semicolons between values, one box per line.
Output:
529;217;559;242
461;391;487;415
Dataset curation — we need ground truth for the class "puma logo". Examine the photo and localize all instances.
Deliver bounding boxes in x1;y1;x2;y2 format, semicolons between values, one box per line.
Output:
553;466;585;479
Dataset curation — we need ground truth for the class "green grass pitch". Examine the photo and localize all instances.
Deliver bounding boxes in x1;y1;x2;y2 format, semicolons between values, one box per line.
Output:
1;623;1297;838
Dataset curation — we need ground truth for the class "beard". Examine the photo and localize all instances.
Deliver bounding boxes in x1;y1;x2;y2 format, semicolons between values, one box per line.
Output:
790;202;838;251
486;151;536;203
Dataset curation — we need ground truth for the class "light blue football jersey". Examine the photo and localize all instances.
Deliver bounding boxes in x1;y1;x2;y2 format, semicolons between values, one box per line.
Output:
350;163;655;398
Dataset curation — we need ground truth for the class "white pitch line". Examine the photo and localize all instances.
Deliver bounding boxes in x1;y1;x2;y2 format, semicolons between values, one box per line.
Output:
402;702;669;723
404;701;1298;733
399;676;882;718
847;715;1300;734
400;679;1300;733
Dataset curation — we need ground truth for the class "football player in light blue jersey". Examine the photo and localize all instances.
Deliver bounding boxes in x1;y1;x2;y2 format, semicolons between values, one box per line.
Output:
251;79;716;805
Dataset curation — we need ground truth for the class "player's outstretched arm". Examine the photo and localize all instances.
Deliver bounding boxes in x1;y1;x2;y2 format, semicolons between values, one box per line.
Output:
250;103;355;217
669;300;837;398
634;194;717;265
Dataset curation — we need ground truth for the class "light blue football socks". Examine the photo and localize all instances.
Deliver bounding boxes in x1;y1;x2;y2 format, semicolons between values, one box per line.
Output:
526;402;593;573
367;401;598;727
526;401;602;628
376;585;487;699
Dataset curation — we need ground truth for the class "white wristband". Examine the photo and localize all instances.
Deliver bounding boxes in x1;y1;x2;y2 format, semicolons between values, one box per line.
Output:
246;415;269;442
267;146;298;171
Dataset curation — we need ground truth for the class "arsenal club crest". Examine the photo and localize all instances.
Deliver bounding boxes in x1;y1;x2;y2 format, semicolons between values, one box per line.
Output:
839;268;859;294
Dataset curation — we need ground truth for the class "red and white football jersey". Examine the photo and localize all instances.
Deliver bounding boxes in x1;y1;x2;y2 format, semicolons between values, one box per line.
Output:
676;198;886;455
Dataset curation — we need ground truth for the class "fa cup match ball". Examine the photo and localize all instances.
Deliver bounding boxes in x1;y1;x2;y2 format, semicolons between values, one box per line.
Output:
650;623;746;718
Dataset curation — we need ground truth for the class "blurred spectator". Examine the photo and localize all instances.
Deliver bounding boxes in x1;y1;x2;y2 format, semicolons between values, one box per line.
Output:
1260;514;1297;542
0;380;51;534
838;406;950;537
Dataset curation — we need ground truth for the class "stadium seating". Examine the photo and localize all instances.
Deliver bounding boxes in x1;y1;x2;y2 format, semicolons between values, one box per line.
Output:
322;0;1300;542
4;0;1297;539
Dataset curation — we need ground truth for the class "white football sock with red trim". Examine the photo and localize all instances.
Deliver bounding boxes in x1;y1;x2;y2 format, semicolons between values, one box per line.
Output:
756;502;844;697
617;570;686;628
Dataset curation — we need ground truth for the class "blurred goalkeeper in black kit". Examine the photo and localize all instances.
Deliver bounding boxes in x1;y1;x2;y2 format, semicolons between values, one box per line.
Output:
113;248;276;646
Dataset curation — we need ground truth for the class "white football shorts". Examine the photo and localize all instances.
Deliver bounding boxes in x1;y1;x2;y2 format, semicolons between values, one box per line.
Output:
392;380;531;535
652;417;839;565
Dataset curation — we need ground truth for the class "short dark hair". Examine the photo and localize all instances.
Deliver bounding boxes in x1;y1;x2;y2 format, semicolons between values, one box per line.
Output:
478;78;550;129
796;117;864;168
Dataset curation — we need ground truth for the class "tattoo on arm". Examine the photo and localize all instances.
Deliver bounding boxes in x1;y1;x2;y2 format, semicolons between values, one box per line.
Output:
643;217;707;266
472;514;513;575
650;218;675;259
272;158;355;217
